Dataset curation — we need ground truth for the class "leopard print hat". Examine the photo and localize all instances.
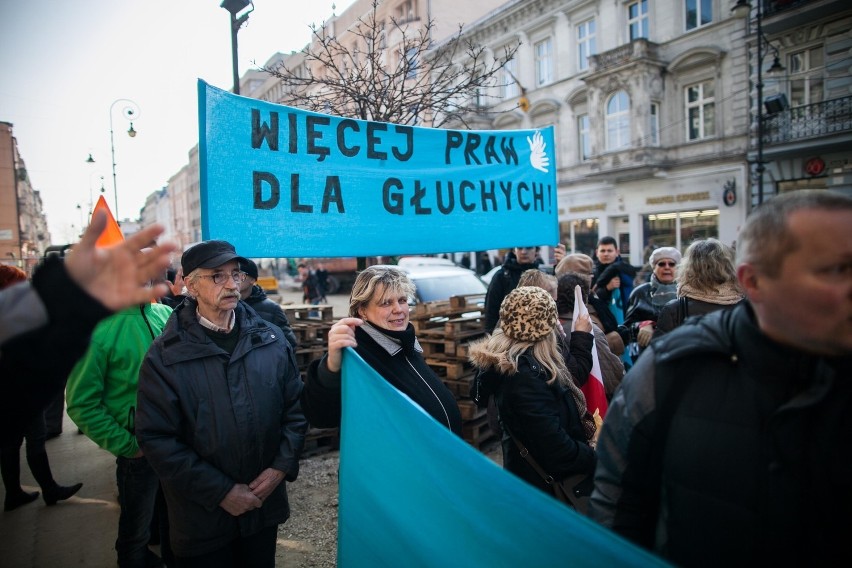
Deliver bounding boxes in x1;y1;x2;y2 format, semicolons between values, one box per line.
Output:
498;286;558;342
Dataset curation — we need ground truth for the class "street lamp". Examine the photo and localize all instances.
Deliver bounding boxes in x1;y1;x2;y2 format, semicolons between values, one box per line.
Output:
221;0;254;95
109;99;140;222
732;0;785;205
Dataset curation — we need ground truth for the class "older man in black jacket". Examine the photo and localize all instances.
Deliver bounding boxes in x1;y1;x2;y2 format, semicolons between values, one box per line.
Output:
137;240;307;566
590;191;852;566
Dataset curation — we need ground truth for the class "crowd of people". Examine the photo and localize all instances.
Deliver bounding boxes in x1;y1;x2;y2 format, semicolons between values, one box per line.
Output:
1;190;850;567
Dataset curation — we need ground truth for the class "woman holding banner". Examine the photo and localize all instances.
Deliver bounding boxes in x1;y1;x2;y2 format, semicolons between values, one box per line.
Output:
468;286;597;503
301;266;463;435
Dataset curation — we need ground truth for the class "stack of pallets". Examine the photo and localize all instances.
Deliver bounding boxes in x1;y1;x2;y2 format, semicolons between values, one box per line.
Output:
409;293;495;450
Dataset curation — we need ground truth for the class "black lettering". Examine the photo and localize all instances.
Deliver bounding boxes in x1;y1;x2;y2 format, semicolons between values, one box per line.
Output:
288;113;298;154
531;182;545;211
435;181;454;214
337;120;360;158
517;181;530;211
251;110;278;151
253;171;279;209
445;131;463;164
501;138;518;165
480;180;497;212
392;125;414;162
290;173;312;213
459;180;476;212
383;178;404;215
412;180;431;215
463;134;482;165
499;182;513;210
483;137;500;164
306;116;331;162
321;176;344;213
366;122;388;160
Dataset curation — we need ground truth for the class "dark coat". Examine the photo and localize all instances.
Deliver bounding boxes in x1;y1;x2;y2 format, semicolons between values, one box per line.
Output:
592;257;637;318
590;302;852;566
484;353;596;496
302;325;463;436
244;285;298;348
0;257;111;447
137;301;307;557
654;296;743;338
483;252;542;333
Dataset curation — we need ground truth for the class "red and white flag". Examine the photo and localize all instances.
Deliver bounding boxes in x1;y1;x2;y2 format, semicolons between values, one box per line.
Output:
571;285;608;418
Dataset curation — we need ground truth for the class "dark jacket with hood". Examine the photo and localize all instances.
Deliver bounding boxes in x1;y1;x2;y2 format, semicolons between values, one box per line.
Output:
484;252;542;333
244;284;298;349
136;300;307;557
589;302;852;566
593;257;637;319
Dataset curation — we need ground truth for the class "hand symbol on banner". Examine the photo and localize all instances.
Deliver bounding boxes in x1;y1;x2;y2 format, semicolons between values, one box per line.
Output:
527;131;550;173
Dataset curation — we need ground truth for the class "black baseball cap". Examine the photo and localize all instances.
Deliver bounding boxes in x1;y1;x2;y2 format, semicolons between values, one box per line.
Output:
181;240;247;275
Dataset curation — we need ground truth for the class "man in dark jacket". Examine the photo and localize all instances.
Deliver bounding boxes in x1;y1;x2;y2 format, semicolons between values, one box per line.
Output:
137;240;307;565
589;191;852;566
592;236;636;321
239;259;298;349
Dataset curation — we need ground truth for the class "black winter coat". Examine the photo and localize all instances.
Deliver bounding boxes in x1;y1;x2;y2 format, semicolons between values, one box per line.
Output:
302;324;463;435
137;301;307;557
590;302;852;566
489;353;596;496
244;285;298;348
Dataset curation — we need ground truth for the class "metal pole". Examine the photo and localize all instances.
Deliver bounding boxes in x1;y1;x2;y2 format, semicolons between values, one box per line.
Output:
755;1;764;205
109;110;119;220
230;13;240;95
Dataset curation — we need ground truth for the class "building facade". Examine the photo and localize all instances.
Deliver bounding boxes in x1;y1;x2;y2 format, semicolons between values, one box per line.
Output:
0;122;51;273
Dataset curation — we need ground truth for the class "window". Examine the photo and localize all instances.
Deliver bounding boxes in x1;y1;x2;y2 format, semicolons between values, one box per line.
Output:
577;20;596;71
578;114;591;160
502;57;520;99
686;81;715;140
403;46;418;79
606;91;631;151
628;0;649;40
685;0;712;31
397;0;416;23
643;209;719;250
789;46;824;107
534;38;554;86
649;103;660;146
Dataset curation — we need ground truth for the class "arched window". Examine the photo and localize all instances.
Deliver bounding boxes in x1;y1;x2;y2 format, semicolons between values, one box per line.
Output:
606;91;631;150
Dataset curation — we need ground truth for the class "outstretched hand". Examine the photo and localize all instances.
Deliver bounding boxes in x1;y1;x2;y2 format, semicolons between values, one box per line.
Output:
64;210;178;311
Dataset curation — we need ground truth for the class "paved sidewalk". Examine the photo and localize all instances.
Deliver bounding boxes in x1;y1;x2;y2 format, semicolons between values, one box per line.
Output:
0;412;120;567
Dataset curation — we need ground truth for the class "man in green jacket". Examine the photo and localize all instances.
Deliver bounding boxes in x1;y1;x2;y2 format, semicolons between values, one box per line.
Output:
66;301;172;568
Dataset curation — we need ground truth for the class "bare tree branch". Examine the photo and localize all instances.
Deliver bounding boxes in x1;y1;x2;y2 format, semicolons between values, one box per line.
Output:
260;0;519;128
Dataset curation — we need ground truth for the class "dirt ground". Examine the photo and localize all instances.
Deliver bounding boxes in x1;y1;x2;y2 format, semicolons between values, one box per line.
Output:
276;441;502;567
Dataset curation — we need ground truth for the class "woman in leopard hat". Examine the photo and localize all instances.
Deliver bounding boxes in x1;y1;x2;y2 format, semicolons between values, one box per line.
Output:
468;286;597;503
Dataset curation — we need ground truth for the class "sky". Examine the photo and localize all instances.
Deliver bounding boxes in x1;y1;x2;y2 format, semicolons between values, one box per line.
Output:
1;0;357;243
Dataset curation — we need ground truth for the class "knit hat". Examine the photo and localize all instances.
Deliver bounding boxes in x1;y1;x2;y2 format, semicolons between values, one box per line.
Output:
649;247;682;267
499;286;558;342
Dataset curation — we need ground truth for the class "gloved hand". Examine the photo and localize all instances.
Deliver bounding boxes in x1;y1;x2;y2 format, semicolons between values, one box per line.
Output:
637;324;654;347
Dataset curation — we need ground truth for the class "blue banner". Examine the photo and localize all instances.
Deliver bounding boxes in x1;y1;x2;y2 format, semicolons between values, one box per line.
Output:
198;80;558;258
338;349;669;567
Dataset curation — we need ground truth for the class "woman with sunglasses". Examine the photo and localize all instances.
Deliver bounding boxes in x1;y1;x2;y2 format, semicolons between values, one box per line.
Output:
622;247;681;361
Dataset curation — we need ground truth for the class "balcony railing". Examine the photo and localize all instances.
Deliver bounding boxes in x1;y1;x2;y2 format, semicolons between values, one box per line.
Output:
763;95;852;145
589;39;660;73
763;0;816;18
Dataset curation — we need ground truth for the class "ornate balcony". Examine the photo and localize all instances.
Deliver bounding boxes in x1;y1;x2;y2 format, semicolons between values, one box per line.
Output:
763;95;852;145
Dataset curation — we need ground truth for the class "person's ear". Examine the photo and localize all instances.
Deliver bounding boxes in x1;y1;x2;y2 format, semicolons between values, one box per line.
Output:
737;263;761;301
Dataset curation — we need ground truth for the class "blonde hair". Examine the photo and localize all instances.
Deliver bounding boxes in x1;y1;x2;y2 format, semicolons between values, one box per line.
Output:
468;326;572;388
678;238;740;294
349;266;416;318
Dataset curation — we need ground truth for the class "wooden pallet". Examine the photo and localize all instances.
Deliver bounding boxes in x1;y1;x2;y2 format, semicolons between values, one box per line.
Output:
463;415;494;448
424;356;473;380
412;315;485;339
457;400;486;422
301;427;340;457
411;293;486;318
294;346;326;370
292;322;332;348
284;304;335;322
443;376;476;399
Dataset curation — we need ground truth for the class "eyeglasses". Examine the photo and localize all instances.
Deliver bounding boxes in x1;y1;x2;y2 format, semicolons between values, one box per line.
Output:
656;261;677;268
198;270;247;285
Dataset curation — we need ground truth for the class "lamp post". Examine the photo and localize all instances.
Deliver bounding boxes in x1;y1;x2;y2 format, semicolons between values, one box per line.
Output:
732;0;785;205
109;99;140;222
220;0;254;95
